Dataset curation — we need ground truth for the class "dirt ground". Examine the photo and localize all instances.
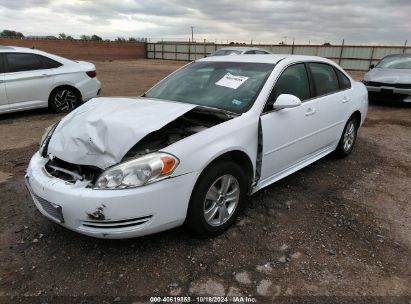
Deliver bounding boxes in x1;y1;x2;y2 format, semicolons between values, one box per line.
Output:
0;60;410;303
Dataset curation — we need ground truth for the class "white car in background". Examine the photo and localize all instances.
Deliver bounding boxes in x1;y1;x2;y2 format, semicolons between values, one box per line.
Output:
0;46;101;114
209;47;271;57
26;55;368;239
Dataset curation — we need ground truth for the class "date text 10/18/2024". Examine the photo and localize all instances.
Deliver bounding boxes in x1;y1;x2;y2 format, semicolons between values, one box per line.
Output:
150;296;257;303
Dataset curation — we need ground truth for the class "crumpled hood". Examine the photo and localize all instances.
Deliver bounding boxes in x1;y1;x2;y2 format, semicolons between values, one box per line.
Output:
364;68;411;84
48;97;196;169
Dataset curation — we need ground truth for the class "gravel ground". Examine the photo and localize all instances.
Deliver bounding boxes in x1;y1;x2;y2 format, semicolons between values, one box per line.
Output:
0;60;410;303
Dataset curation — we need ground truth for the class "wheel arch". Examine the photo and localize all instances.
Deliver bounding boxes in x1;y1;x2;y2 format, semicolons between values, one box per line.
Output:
350;110;361;125
199;150;255;191
48;84;82;105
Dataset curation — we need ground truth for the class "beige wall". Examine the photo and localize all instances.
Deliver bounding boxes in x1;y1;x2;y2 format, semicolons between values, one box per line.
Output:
0;38;146;60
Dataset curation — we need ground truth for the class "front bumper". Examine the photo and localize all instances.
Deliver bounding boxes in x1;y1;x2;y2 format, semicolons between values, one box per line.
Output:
26;153;197;239
365;85;411;102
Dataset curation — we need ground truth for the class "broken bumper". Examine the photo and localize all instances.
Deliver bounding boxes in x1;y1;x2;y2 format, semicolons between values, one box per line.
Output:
366;85;411;102
25;152;197;239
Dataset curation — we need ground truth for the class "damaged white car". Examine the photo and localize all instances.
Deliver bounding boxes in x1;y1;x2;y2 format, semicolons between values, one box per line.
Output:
25;55;368;239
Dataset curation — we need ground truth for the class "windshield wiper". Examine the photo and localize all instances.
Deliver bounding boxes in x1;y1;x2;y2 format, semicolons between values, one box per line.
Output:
195;105;240;118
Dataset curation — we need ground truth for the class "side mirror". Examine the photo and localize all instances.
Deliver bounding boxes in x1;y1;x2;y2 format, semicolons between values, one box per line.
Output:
273;94;302;109
369;64;375;69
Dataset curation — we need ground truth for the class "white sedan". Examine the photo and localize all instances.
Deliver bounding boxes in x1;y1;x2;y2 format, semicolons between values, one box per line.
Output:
0;46;101;114
209;47;271;56
26;55;368;239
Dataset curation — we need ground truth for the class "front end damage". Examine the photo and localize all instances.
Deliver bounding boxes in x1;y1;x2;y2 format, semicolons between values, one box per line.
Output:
26;98;235;238
42;106;233;187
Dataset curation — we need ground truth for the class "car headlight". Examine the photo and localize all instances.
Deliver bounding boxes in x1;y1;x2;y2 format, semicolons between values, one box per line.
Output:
39;122;59;157
95;152;179;189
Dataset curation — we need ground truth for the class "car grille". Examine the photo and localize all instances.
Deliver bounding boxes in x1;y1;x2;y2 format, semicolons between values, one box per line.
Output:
81;215;152;230
45;157;102;184
368;91;408;102
31;191;65;223
364;81;411;89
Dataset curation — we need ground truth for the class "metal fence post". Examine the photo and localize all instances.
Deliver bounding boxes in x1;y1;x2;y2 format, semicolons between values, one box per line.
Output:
403;40;408;53
369;47;375;68
188;40;191;61
291;39;295;54
338;39;345;65
161;40;164;59
175;43;177;60
204;40;207;57
153;42;156;59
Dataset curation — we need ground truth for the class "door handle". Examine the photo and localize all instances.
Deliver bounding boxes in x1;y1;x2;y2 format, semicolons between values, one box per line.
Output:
342;97;351;103
305;108;316;116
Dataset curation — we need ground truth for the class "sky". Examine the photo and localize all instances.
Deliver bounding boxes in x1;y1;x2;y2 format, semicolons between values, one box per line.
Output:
0;0;410;44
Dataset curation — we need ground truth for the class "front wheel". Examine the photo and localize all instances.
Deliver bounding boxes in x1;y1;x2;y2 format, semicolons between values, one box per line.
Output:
49;87;80;113
335;116;359;158
185;160;247;237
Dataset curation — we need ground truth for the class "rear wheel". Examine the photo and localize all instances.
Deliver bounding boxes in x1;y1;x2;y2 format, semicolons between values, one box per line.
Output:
335;115;359;157
49;87;80;113
185;160;247;237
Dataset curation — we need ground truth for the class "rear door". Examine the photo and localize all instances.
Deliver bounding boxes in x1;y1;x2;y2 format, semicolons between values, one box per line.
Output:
0;54;7;108
307;63;351;149
4;52;55;105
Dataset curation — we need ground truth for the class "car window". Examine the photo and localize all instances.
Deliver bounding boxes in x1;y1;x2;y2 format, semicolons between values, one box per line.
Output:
255;50;269;54
309;63;339;96
376;56;411;69
0;54;4;73
211;50;242;56
244;50;256;54
6;53;45;73
145;61;275;114
335;69;351;90
37;55;62;69
269;63;311;103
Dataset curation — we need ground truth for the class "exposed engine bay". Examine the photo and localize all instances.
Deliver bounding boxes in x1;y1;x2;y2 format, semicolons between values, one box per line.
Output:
123;108;231;160
44;108;233;184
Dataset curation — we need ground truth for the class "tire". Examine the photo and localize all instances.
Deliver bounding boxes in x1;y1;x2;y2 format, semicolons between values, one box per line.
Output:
335;115;359;158
185;160;247;237
49;87;80;113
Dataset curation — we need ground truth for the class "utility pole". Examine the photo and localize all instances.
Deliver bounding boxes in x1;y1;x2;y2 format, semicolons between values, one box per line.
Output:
190;26;194;43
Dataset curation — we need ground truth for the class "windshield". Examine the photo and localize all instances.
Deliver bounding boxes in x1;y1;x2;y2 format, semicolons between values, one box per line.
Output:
376;56;411;69
145;61;275;114
210;50;242;56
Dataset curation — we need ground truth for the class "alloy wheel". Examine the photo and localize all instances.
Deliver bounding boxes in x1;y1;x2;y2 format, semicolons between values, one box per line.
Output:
54;90;77;111
203;174;240;227
343;120;356;152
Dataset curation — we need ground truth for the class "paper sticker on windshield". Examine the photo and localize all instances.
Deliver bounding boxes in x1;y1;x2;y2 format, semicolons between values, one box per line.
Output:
232;99;243;106
215;73;248;89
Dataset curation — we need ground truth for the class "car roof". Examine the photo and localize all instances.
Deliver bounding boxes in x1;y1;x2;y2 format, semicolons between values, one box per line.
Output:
199;54;332;65
381;53;411;58
215;47;268;51
0;45;76;65
0;45;41;53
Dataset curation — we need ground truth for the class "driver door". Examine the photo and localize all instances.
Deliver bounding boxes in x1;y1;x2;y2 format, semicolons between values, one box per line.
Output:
259;63;320;184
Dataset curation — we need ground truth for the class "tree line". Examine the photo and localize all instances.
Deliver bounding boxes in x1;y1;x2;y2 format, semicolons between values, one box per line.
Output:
0;29;147;42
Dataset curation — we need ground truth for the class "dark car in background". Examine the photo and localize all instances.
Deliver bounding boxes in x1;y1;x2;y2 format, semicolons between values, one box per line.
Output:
363;54;411;103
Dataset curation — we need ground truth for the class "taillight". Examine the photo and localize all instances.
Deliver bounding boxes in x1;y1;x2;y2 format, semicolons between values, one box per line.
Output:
86;71;97;78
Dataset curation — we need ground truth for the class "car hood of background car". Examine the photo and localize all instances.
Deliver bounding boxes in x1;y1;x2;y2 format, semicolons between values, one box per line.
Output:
48;97;196;169
364;68;411;84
